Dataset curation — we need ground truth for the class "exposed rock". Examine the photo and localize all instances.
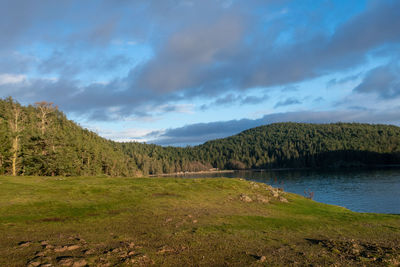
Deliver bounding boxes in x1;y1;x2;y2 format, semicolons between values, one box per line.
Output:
84;249;95;255
278;196;288;203
67;245;81;251
250;182;260;189
351;243;361;255
28;261;41;267
72;259;87;267
54;246;69;253
119;251;128;258
19;241;31;247
256;195;269;203
271;190;279;198
131;255;154;265
265;185;273;190
58;258;74;266
111;248;121;253
259;255;267;263
35;251;46;257
388;258;400;265
240;194;253;202
157;247;175;254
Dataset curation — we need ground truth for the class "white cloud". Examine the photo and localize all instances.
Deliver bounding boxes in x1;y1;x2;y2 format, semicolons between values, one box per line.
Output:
99;127;160;143
0;73;26;85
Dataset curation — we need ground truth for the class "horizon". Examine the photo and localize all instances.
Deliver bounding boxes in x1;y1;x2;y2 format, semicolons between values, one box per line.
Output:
1;0;400;146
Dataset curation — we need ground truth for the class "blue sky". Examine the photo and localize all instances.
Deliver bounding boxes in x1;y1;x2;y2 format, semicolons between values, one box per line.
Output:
1;0;400;146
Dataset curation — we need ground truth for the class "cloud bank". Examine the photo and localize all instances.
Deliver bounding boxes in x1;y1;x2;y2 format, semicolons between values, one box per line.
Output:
1;0;400;145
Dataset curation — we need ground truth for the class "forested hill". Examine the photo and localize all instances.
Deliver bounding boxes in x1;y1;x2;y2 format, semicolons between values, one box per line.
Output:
0;97;139;176
1;97;400;177
193;123;400;169
0;97;209;176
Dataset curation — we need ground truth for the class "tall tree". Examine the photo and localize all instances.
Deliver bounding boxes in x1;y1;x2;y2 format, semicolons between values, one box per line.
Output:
35;101;57;136
0;115;11;174
7;98;25;176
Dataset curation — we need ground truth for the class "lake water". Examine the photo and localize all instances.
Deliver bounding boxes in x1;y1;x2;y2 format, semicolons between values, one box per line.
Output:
170;168;400;214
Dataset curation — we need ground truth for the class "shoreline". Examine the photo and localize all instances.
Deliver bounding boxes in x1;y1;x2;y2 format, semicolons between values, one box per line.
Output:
150;164;400;177
149;170;235;177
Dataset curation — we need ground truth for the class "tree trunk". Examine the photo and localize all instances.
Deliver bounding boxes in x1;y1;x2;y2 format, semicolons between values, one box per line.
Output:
11;107;20;176
41;114;45;136
12;137;18;176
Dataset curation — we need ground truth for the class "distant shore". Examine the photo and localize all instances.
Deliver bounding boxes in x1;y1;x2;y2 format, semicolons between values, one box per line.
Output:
150;164;400;177
149;169;235;177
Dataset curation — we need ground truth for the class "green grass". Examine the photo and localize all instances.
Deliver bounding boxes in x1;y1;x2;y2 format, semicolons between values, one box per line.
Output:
0;176;399;266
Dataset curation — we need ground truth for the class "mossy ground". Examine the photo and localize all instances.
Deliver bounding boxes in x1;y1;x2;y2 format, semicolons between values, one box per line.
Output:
0;176;399;266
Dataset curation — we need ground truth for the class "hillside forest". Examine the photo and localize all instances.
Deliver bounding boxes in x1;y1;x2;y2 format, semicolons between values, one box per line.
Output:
1;97;400;176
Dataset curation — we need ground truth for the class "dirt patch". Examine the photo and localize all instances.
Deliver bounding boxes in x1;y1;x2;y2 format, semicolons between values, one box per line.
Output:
18;237;146;266
152;192;181;197
40;217;70;222
306;238;400;264
98;241;152;266
107;208;129;215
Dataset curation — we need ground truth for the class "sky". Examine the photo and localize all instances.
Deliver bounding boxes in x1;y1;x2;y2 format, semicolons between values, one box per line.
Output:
1;0;400;146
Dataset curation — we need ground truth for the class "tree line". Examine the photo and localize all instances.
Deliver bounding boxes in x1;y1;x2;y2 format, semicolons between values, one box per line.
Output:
0;97;209;176
1;97;400;177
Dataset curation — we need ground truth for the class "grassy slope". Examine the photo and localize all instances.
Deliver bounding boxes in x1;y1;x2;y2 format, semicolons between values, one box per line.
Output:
0;176;399;266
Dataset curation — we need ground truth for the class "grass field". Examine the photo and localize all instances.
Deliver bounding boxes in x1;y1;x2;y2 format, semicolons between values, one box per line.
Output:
0;176;399;266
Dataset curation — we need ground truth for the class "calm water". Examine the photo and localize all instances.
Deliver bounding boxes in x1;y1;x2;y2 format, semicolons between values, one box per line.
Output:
171;168;400;214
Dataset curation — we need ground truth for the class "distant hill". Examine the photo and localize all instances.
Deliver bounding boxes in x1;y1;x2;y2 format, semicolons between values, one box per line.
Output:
1;97;400;176
192;122;400;169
